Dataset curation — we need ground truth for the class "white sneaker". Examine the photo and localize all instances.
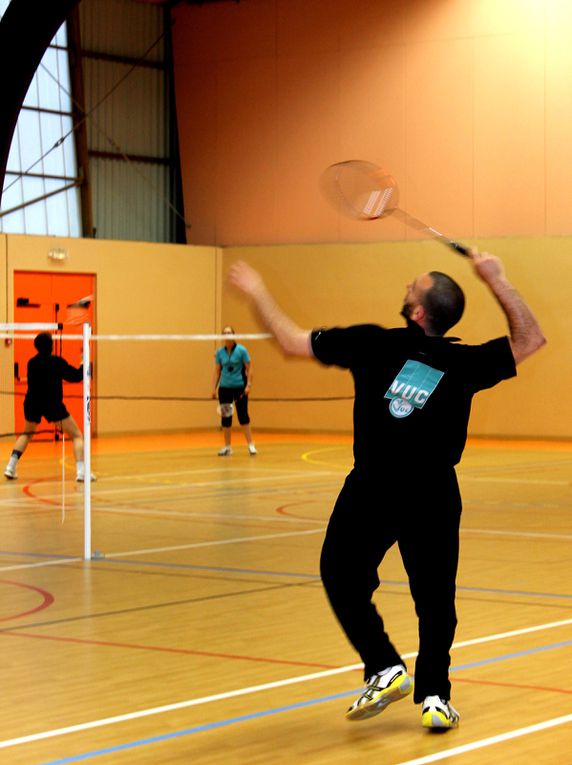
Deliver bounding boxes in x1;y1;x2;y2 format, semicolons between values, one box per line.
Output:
218;446;232;457
248;444;257;456
346;664;412;721
422;695;460;729
76;471;97;482
4;464;18;480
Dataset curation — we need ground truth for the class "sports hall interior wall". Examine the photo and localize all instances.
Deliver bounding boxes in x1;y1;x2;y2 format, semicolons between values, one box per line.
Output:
165;0;572;440
171;0;572;248
1;1;570;440
221;237;568;440
0;234;221;437
0;233;568;440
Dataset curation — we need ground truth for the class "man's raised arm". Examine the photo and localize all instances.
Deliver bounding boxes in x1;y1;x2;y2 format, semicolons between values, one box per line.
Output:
469;249;546;365
228;261;313;358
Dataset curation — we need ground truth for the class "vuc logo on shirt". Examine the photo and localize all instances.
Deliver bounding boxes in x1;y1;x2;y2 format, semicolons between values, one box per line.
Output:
384;360;444;419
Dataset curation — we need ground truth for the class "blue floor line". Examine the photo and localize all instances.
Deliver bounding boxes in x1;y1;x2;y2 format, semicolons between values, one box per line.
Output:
1;548;570;600
39;638;572;764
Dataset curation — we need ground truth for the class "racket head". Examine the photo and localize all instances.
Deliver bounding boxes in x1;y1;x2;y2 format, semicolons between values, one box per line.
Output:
320;160;399;220
216;403;234;418
65;295;94;326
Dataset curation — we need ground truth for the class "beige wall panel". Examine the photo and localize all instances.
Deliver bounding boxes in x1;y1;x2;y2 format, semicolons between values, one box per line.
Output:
1;236;220;436
173;1;572;246
274;51;342;244
276;0;349;56
471;0;546;37
172;0;275;65
215;57;277;245
222;238;570;439
172;57;218;245
2;234;567;439
473;32;545;237
545;14;572;234
338;0;405;48
337;45;408;244
401;0;473;42
404;37;474;243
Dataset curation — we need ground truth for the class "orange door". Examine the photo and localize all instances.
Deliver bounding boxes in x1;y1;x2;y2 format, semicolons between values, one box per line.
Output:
13;272;96;438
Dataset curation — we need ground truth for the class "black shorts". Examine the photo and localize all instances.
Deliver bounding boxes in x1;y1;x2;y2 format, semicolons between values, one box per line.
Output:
24;400;70;424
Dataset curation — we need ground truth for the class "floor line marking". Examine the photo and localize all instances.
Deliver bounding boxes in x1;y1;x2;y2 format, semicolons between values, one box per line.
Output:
0;528;325;572
393;714;572;765
461;527;572;541
35;699;572;765
1;617;572;751
460;476;570;486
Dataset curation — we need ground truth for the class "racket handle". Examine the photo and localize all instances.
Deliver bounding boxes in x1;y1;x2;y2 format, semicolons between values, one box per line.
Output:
448;240;469;257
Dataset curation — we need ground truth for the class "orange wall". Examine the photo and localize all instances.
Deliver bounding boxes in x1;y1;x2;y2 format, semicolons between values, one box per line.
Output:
172;0;572;247
0;235;221;437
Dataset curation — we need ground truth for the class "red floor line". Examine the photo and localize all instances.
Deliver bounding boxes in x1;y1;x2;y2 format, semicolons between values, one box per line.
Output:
0;630;338;669
0;579;54;621
4;630;572;698
454;676;572;695
22;478;74;507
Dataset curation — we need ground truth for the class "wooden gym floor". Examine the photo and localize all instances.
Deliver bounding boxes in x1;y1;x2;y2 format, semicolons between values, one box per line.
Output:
0;431;570;764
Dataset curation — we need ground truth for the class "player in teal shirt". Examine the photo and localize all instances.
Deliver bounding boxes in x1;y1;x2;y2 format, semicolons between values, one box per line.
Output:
212;326;257;456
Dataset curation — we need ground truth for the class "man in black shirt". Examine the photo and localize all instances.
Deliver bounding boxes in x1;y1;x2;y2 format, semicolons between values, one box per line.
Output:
4;332;95;482
229;250;545;730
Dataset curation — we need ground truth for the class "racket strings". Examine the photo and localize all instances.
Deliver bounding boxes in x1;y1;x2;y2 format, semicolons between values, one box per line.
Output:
363;187;395;218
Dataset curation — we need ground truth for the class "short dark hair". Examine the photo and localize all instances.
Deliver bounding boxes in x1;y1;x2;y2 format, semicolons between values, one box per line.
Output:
34;332;53;354
422;272;465;335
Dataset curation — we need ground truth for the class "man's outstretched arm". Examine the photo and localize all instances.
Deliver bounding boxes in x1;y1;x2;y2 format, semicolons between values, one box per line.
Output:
469;249;546;365
228;261;313;358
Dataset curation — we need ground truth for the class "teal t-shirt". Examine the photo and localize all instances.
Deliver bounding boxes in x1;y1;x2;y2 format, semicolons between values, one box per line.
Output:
216;344;250;388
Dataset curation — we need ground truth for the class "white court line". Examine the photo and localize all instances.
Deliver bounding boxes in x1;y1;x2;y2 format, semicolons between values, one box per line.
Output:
460;475;570;486
0;469;341;506
393;714;572;765
0;521;570;574
446;617;572;650
0;557;83;573
0;617;571;751
97;527;325;560
462;528;572;541
88;471;339;498
0;528;325;572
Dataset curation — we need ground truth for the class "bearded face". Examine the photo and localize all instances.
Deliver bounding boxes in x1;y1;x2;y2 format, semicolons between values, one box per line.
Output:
400;300;416;326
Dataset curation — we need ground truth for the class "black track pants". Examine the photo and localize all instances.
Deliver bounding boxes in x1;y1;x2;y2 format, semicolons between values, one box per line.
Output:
320;467;461;703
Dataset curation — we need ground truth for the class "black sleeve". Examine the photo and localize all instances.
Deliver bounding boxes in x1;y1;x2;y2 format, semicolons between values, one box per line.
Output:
462;336;517;392
58;357;83;383
311;324;386;369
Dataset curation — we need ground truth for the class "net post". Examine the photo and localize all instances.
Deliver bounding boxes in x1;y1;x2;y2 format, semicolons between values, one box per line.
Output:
82;322;92;561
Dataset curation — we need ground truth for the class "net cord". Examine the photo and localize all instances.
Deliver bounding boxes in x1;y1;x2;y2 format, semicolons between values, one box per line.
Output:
0;333;273;341
0;323;60;331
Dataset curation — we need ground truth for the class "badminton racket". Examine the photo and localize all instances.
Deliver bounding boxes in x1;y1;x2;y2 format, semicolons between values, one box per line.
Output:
320;160;469;256
65;295;93;326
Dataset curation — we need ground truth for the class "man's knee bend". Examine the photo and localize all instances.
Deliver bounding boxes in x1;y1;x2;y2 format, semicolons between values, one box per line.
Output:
237;415;250;426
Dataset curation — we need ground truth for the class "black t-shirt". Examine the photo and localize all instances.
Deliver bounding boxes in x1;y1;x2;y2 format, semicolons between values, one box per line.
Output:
25;353;83;408
311;323;516;470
